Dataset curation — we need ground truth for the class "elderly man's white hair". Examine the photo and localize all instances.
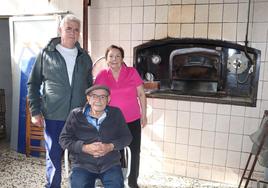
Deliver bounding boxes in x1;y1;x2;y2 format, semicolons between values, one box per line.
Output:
59;14;81;29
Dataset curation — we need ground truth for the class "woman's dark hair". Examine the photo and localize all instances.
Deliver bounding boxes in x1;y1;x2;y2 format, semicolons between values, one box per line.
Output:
105;45;124;60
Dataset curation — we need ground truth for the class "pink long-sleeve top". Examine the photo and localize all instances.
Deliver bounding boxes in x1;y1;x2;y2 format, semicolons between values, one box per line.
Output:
94;64;143;123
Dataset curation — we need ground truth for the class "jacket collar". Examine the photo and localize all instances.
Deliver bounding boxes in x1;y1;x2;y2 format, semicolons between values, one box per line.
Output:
46;37;84;54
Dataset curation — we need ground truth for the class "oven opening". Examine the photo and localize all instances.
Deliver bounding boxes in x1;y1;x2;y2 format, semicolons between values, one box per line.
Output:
134;38;260;107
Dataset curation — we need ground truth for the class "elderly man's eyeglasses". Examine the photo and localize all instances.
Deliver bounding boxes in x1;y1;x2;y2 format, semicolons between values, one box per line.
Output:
89;94;108;100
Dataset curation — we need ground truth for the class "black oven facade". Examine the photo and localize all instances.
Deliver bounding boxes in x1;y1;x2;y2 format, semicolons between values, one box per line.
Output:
133;38;261;107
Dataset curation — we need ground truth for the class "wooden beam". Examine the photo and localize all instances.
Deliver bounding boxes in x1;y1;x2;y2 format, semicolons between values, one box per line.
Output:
83;0;88;52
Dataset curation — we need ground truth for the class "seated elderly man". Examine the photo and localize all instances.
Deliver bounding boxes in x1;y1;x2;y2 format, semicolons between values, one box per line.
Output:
59;85;132;188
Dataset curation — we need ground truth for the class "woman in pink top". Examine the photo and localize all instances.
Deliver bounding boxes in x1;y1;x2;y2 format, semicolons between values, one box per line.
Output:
94;45;147;188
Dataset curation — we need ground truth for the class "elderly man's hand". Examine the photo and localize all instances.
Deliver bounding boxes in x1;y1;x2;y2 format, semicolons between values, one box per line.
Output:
82;142;114;157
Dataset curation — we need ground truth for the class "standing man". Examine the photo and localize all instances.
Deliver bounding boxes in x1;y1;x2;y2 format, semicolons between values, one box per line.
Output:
27;14;93;188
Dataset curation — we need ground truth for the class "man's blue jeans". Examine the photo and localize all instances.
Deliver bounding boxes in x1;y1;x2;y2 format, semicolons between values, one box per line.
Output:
70;165;124;188
44;119;65;188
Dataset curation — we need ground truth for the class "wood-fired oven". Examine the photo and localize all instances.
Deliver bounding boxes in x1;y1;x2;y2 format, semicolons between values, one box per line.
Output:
134;38;261;107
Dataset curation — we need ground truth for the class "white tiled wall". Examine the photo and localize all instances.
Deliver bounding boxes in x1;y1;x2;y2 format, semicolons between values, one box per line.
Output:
89;0;268;186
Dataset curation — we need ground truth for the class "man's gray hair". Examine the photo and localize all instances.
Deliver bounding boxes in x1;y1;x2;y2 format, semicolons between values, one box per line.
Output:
59;14;81;29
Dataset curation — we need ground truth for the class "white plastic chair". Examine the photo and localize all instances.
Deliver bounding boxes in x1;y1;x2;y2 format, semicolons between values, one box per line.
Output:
64;146;131;187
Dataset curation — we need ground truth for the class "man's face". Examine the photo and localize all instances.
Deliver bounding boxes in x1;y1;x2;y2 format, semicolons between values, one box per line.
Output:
87;89;110;113
59;21;80;48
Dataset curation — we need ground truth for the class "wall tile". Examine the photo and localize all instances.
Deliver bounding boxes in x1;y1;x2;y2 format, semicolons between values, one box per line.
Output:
190;101;204;112
262;82;268;100
132;6;143;23
119;24;131;40
243;117;260;135
181;5;195;23
223;4;237;22
264;63;268;82
177;111;190;128
132;0;144;6
228;134;242;151
252;23;268;43
176;127;189;144
181;24;194;37
170;0;182;4
168;24;181;37
217;104;231;115
168;5;181;23
156;5;168;23
213;149;227;166
178;100;191;111
182;0;195;4
144;0;156;6
216;115;230;133
120;7;132;23
199;164;212;180
214;132;229;149
204;102;217;113
155;24;168;39
253;2;268;22
162;158;175;173
196;0;209;4
165;110;177;126
153;109;165;125
164;126;177;142
144;6;155;23
195;5;209;23
107;0;120;7
240;152;250;169
222;23;237;41
152;98;165;108
120;0;132;7
231;105;246;116
174;160;187;176
165;99;178;110
119;40;131;57
143;23;155;40
109;8;120;24
156;0;168;5
187;162;199;178
208;23;222;39
245;100;261;118
190;112;203;130
163;142;176;158
203;114;216;131
242;135;252;152
210;0;223;3
175;144;188;160
229;116;244;134
225;168;239;185
188;146;201;162
236;23;248;42
237;2;249;23
189;129;202;146
209;4;223;23
226;151;241;168
201;131;215;148
194;23;208;38
200;147;214;164
131;24;143;40
152;124;164;141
